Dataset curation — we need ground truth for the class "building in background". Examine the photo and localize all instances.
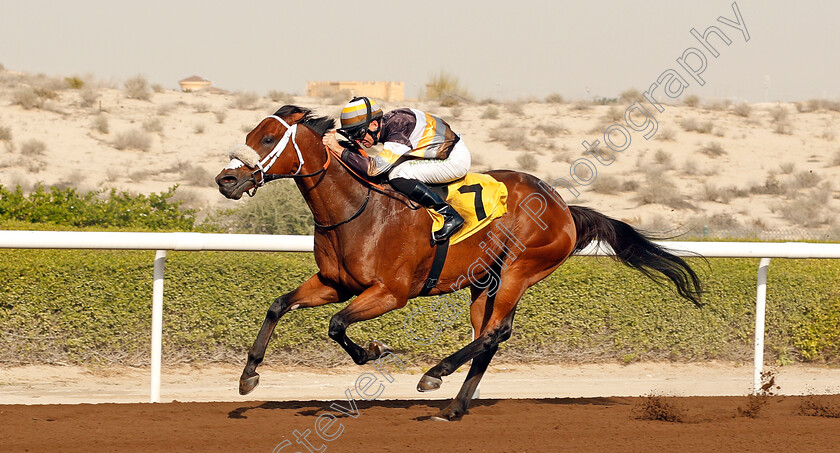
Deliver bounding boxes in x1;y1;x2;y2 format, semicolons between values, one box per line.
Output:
179;76;212;92
307;81;404;102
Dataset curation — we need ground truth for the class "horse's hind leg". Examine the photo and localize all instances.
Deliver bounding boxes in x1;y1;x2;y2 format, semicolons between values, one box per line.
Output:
240;273;346;395
428;286;507;420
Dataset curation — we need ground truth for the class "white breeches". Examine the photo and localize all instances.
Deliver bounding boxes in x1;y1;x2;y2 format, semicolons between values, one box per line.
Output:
388;138;471;184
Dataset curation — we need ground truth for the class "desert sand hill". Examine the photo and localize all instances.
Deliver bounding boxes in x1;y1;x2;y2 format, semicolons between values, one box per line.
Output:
0;70;838;238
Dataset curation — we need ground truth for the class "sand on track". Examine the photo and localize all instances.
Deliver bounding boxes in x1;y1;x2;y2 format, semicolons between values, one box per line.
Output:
1;362;838;405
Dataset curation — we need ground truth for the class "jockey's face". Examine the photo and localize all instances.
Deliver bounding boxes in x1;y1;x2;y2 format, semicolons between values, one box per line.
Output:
354;120;379;149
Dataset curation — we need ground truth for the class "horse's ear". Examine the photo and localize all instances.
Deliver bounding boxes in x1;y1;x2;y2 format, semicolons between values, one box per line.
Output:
287;112;307;124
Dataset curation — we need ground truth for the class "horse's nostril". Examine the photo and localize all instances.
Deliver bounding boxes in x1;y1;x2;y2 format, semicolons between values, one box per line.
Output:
218;175;238;187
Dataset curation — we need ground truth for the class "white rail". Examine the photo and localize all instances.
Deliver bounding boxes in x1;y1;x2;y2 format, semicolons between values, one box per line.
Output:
2;231;839;400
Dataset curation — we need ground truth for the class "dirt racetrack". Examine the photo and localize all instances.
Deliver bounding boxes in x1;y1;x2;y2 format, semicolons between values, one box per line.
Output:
2;395;840;452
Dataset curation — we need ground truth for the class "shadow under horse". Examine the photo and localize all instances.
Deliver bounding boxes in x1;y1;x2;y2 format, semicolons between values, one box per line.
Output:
215;105;702;421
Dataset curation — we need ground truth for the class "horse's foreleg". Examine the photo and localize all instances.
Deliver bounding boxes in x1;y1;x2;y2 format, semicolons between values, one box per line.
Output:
328;283;406;365
240;274;345;395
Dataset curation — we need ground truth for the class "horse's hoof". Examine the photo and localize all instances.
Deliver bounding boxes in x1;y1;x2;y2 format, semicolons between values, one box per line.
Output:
417;375;442;392
368;340;394;357
239;374;260;395
430;408;464;421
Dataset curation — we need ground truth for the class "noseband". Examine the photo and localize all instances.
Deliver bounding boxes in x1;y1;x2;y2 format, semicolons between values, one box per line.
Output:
225;115;330;197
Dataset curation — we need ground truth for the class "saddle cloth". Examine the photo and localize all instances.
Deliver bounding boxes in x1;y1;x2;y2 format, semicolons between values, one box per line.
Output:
427;173;508;245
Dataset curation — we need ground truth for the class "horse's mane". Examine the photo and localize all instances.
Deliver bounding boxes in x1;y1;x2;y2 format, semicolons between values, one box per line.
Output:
274;105;335;137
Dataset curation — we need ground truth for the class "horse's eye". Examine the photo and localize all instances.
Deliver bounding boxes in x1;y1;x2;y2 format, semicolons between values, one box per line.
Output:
262;136;274;145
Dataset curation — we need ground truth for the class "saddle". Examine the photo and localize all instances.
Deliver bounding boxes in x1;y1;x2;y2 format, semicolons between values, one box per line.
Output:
426;173;508;246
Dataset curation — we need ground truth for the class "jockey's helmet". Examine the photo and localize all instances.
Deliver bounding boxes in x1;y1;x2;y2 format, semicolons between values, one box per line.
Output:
338;97;383;142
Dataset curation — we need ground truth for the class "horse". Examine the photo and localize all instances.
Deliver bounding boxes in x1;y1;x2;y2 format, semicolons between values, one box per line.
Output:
215;105;702;421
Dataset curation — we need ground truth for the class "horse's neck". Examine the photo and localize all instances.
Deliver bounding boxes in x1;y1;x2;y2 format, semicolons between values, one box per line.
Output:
294;154;373;229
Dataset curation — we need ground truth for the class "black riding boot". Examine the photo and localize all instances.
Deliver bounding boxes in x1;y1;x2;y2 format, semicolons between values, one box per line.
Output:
395;179;465;242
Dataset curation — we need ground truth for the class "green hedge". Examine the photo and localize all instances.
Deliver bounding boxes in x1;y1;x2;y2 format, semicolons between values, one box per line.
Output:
1;250;838;366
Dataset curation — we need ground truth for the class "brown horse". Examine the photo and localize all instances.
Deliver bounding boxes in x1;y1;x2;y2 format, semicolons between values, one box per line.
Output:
215;105;702;420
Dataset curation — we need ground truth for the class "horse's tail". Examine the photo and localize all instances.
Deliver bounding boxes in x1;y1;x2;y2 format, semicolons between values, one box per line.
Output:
569;205;703;306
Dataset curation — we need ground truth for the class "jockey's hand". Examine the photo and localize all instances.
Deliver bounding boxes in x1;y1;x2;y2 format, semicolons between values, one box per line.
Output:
322;131;344;154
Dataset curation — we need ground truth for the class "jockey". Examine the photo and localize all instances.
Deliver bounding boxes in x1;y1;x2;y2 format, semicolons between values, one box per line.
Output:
323;97;470;243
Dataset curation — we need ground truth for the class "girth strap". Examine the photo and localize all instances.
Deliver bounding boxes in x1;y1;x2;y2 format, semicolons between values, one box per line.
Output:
418;238;450;297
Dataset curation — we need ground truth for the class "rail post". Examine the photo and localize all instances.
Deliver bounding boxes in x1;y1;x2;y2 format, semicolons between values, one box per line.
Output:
151;250;167;403
753;258;771;394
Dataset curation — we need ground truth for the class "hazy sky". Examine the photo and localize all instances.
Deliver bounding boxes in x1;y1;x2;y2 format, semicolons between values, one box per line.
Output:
1;0;837;102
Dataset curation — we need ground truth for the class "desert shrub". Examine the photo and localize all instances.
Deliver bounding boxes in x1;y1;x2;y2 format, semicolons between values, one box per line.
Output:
113;129;152;151
749;174;786;196
831;151;840;167
178;162;215;187
700;183;728;203
505;102;525;116
0;124;12;142
105;167;121;182
129;170;152;183
656;126;676;141
791;170;821;189
653;149;672;166
768;105;793;134
682;158;699;176
20;139;47;156
774;119;794;135
230;91;260;110
603;106;623;122
11;87;45;109
732;102;752;117
680;117;714;134
481;106;499;119
92;115;109;134
795;99;829;113
157;103;176;116
64;76;84;89
151;83;165;93
619;88;642;104
698;142;725;157
683;94;700;107
779;162;796;174
268;90;294;104
571;100;592;111
705;99;732;111
516;152;538;171
769;104;789;122
123;75;151;100
534;123;568;137
774;188;832;227
544;93;564;104
425;70;471;104
193;123;206;134
633;174;692;209
79;87;99;107
821;128;835;141
591;174;622;194
193;102;210;113
214;111;227;124
489;127;528;150
208;180;313;235
142;118;163;134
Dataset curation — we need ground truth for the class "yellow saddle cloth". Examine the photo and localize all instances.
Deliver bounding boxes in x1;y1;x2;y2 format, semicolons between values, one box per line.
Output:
428;173;508;245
